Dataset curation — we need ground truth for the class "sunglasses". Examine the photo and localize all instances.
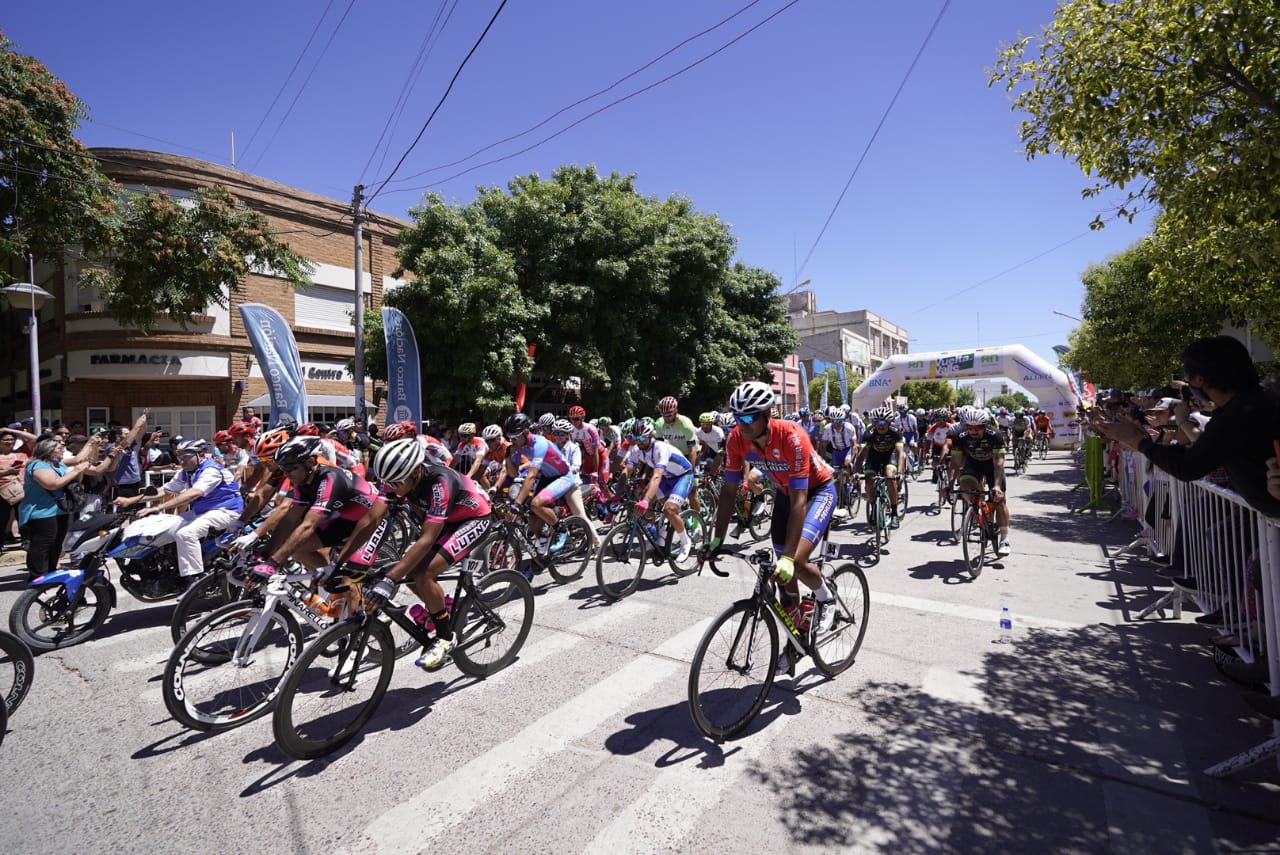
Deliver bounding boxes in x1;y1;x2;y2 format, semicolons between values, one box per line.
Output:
631;433;652;441
736;413;764;425
873;420;889;426
506;433;524;440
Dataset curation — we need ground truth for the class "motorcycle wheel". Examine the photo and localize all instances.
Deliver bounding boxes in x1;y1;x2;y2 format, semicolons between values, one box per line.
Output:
9;578;113;651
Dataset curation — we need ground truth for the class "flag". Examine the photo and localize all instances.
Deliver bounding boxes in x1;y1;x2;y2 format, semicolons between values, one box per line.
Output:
837;361;848;405
514;343;536;412
381;307;422;428
239;303;306;426
820;373;829;411
798;361;809;410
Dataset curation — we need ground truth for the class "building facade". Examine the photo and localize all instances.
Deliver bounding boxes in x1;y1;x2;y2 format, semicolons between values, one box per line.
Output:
0;149;410;435
785;290;907;395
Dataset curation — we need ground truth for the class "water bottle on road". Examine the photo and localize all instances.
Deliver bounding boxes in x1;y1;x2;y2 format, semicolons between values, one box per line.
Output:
997;606;1013;644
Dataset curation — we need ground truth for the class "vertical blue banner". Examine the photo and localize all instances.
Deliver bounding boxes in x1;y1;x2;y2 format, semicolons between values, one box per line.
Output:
239;303;307;426
381;307;422;428
837;361;848;405
798;361;809;411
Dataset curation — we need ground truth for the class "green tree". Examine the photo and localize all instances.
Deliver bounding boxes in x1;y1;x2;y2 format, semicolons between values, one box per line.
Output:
806;368;842;410
987;392;1033;412
955;386;977;407
990;1;1280;345
377;166;796;420
1058;238;1221;389
2;32;311;331
898;380;956;410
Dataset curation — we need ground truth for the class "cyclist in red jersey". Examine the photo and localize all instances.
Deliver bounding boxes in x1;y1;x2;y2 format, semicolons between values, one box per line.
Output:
703;381;838;636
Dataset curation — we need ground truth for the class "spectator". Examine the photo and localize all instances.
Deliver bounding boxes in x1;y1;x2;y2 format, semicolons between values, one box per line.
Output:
19;436;89;580
0;432;29;548
107;411;150;498
1095;335;1280;516
241;406;263;430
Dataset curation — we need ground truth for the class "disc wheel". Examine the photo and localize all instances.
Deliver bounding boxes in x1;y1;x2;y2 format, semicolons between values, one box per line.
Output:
811;565;870;676
595;522;647;600
272;618;396;761
688;600;779;741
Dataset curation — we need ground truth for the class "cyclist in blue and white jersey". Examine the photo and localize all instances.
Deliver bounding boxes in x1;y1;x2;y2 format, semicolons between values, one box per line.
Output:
622;417;697;561
501;412;572;553
819;406;860;472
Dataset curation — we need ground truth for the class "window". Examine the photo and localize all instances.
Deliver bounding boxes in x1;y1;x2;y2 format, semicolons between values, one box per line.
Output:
295;283;356;332
87;407;110;430
134;407;215;440
307;406;358;425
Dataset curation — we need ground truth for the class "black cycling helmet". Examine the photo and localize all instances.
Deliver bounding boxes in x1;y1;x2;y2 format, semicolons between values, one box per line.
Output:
274;435;324;469
504;412;532;436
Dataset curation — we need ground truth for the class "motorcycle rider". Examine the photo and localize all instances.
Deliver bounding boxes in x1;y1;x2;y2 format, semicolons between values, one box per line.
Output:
119;438;245;591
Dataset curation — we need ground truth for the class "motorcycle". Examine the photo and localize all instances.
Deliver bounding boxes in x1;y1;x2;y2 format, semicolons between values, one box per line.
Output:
9;505;225;651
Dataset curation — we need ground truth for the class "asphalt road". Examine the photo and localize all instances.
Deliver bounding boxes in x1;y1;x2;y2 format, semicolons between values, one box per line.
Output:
2;452;1278;854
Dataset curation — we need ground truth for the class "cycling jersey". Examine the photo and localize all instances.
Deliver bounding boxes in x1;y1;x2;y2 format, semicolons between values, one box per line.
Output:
451;436;487;471
1033;415;1052;432
419;435;453;466
290;463;381;522
723;418;832;495
861;427;904;457
1011;417;1030;437
624;439;692;477
406;463;491;524
695;425;726;455
656;414;698;453
929;422;954;447
951;426;1006;464
821;422;858;451
510;433;571;479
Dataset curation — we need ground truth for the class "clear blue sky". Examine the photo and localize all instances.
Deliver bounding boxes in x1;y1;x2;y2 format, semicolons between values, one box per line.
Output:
6;0;1153;375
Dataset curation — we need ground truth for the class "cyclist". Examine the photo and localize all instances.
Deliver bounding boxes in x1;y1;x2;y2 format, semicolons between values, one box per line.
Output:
1033;409;1053;445
656;396;701;513
950;405;1011;556
621;417;697;561
382;420;453;467
345;438;493;671
819;406;859;471
547;417;601;548
1010;409;1032;464
854;406;906;525
567;406;605;484
451;423;487;475
695;412;726;474
470;424;509;489
703;381;837;638
500;412;572;553
898;405;919;462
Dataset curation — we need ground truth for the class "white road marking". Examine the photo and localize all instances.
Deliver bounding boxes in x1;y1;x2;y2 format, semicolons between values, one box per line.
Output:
872;590;1084;630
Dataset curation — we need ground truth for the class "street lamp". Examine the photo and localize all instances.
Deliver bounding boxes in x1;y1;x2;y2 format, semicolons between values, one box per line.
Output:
2;282;55;427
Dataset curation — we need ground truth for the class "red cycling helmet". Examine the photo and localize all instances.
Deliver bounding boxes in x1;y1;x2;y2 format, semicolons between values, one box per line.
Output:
657;396;678;416
568;405;586;418
213;430;234;444
296;422;321;437
381;420;419;442
227;421;257;439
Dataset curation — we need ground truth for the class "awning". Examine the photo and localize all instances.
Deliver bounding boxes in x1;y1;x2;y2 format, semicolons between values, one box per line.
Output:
246;393;375;408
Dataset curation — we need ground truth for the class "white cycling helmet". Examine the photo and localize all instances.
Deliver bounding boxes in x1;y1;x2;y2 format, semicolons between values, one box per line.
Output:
960;406;988;426
551;418;573;435
537;412;557;427
728;381;775;416
481;424;502;441
372;438;426;483
869;406;894;422
717;412;736;429
829;406;848;420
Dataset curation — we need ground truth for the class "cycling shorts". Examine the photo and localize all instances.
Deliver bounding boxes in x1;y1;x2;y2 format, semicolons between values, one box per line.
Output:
863;451;898;472
419;516;492;567
657;471;694;506
770;479;836;557
831;447;853;468
959;459;1007;493
902;431;917;444
315;516;359;549
536;474;580;504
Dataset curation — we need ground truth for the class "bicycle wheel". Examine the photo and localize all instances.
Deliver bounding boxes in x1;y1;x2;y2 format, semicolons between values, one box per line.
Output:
452;570;535;677
169;569;245;644
670;509;706;577
811;565;869;676
476;529;522;577
0;630;34;716
747;491;774;542
960;506;985;578
9;580;112;651
879;494;894;544
272;618;396;761
846;479;862;518
595;523;648;599
688;600;779;741
949;495;966;542
547;516;592;584
897;479;910;515
163;601;304;732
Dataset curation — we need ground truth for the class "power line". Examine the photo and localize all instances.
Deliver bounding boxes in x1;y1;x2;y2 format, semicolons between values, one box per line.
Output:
238;0;337;164
378;0;801;198
384;0;768;187
787;0;952;293
83;118;227;163
366;0;511;204
248;0;357;172
359;0;457;184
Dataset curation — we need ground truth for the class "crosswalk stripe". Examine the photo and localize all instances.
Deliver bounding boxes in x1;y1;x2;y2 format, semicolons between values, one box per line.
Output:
358;653;681;853
871;590;1084;630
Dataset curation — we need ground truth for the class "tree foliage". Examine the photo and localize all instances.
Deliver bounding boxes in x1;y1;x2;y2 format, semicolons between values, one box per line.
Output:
1058;237;1222;389
954;386;977;407
987;392;1034;411
1;32;311;331
375;165;797;420
806;368;843;410
898;380;956;410
990;1;1280;345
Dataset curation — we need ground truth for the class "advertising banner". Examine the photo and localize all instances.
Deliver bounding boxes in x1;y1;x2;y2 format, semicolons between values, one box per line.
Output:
239;303;307;426
381;307;422;428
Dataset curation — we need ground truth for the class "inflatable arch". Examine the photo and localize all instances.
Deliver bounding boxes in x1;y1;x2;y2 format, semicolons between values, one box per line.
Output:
848;344;1081;448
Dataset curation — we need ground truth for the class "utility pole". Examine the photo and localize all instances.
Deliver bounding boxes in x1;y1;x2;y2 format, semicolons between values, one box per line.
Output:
352;185;367;435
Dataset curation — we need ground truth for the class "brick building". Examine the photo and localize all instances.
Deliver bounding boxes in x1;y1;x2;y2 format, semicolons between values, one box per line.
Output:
0;148;410;436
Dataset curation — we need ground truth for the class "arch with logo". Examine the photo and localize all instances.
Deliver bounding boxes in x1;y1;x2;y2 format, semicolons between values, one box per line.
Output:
848;344;1081;447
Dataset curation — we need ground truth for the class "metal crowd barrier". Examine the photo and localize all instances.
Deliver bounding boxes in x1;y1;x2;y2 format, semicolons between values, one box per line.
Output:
1109;446;1280;775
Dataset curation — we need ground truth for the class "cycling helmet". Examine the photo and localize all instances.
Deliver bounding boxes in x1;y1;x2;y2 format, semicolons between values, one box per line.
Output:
273;414;298;431
371;438;426;484
657;396;679;416
1014;409;1024;417
551;418;573;435
505;412;532;436
334;418;357;433
481;424;503;441
537;412;557;428
830;406;848;420
961;406;988;426
296;422;321;437
728;381;775;416
618;418;635;435
381;420;419;442
177;438;209;455
914;409;925;416
869;406;894;422
568;405;586;418
798;407;810;417
596;416;612;427
457;422;477;437
631;417;656;439
227;421;256;439
254;428;291;460
275;436;324;468
698;411;715;424
213;430;234;444
717;412;736;429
